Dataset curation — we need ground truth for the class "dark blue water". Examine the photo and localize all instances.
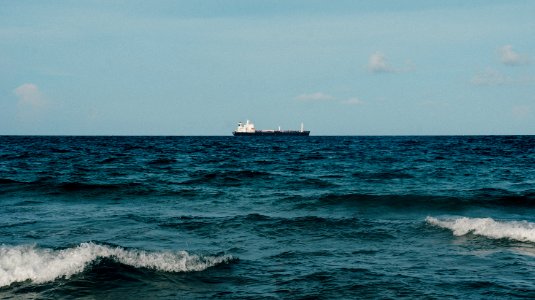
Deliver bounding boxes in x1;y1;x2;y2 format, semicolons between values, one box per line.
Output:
1;136;535;298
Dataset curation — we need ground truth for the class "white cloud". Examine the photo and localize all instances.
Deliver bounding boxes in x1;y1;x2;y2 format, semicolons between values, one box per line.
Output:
368;52;392;73
341;97;364;105
14;83;46;108
499;45;529;66
471;68;509;85
367;52;413;73
295;92;335;101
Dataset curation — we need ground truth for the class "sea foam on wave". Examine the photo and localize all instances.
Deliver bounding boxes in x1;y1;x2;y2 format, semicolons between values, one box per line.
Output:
0;242;233;287
426;216;535;243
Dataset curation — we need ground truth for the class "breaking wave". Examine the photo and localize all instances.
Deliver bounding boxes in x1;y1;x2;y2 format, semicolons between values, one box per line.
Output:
426;216;535;243
0;242;234;287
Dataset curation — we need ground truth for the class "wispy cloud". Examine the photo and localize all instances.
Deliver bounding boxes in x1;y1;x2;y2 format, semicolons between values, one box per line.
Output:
471;68;508;85
341;97;364;105
512;105;531;119
14;83;46;108
367;52;413;73
296;93;366;106
471;68;535;86
368;52;392;73
295;92;334;101
499;45;529;66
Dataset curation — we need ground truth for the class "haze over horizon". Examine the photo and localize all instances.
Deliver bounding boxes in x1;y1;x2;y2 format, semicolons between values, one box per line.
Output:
1;0;534;135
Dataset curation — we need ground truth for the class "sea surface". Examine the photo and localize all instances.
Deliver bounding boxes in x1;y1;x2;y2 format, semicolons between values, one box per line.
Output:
1;136;535;299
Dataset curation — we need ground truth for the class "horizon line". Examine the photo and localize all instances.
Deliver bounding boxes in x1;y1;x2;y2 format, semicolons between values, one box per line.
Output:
1;134;534;137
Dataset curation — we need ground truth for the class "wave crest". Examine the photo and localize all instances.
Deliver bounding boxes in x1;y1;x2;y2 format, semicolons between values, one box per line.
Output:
0;242;234;287
426;216;535;243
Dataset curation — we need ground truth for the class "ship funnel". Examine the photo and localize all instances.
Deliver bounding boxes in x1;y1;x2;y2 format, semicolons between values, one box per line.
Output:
301;122;304;132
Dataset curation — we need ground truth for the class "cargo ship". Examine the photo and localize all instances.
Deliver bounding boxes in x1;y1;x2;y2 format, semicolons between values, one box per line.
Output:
233;120;310;136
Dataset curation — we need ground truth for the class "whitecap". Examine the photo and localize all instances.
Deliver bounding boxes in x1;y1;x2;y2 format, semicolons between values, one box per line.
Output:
426;216;535;243
0;242;233;287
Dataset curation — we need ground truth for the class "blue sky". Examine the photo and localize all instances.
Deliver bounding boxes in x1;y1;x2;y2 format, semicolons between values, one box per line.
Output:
1;0;534;135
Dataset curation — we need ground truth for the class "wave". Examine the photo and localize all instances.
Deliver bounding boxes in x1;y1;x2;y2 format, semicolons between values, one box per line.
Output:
317;192;535;209
289;178;338;188
58;182;144;192
426;216;535;243
181;170;271;185
352;170;414;180
161;213;360;229
0;178;21;185
99;157;120;164
0;178;152;197
148;158;177;165
160;214;393;241
0;242;234;287
0;178;203;198
318;193;456;209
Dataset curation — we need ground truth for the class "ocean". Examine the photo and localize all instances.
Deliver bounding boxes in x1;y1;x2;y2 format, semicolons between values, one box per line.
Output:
1;136;534;299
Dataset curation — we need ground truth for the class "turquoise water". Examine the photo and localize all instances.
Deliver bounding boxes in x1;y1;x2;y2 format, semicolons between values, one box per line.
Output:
1;136;535;298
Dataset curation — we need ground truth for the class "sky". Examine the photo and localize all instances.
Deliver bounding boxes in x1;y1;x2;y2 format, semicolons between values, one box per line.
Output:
1;0;534;135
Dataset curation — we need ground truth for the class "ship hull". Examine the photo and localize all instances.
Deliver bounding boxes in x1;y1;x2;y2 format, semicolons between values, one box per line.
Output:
233;131;310;136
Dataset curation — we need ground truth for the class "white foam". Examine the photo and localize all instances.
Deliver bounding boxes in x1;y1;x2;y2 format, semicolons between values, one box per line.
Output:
426;216;535;243
0;242;233;287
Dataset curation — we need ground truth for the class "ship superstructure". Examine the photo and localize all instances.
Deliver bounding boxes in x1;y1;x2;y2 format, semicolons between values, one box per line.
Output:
233;120;310;136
